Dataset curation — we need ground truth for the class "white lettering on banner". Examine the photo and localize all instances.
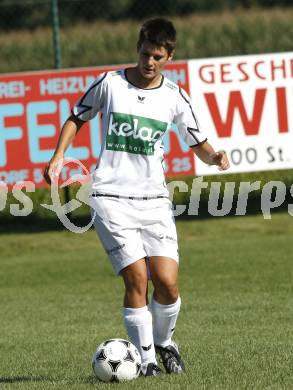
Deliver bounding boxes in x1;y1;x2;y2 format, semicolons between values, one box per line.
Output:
0;81;29;98
0;169;29;184
39;76;96;96
188;52;293;175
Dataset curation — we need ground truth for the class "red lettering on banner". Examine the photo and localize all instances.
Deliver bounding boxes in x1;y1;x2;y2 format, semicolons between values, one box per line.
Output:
271;59;286;81
237;62;249;82
276;87;288;133
220;63;232;83
198;64;215;84
254;61;266;80
204;89;266;137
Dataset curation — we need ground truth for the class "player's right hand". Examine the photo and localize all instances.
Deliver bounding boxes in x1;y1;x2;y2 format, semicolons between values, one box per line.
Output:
211;150;230;171
43;153;64;185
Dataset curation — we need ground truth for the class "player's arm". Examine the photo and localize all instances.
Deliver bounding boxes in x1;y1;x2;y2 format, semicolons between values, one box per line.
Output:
174;87;229;171
43;72;107;185
191;141;230;171
43;114;84;185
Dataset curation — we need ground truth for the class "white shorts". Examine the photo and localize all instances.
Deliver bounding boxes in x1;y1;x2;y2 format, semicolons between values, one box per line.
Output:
90;195;179;275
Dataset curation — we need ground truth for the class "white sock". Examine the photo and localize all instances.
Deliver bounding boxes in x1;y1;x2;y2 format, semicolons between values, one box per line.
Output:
151;296;181;347
123;306;157;364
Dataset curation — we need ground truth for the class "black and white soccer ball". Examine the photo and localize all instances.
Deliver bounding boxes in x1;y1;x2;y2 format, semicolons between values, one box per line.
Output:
92;338;141;382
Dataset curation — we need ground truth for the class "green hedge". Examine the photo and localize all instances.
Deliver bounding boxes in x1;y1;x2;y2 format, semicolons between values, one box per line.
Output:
0;1;292;30
1;8;293;73
1;170;292;225
170;169;293;217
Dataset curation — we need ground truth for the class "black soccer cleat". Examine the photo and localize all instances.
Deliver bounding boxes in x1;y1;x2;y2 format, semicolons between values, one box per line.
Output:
155;341;185;374
140;362;163;377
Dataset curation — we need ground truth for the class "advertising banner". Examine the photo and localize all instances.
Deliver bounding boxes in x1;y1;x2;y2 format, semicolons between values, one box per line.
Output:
188;52;293;175
0;62;191;187
1;52;292;187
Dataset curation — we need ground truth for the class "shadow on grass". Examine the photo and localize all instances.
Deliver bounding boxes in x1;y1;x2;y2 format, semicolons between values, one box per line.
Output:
0;375;99;385
82;375;98;385
0;375;52;384
0;215;93;234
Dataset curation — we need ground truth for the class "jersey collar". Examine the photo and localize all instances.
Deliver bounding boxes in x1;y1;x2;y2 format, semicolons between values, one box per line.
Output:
124;68;164;91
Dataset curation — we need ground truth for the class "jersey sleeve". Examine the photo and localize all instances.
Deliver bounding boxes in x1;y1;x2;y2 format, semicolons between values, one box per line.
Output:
173;87;208;147
72;72;107;121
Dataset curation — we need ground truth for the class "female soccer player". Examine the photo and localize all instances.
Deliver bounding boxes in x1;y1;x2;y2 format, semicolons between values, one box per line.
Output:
44;18;229;376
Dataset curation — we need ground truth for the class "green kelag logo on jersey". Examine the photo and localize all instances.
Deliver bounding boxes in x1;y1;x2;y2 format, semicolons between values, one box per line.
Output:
106;112;168;155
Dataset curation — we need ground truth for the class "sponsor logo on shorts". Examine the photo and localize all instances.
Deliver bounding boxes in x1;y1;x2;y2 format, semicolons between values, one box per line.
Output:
158;234;177;242
106;243;125;254
106;112;168;155
166;235;177;242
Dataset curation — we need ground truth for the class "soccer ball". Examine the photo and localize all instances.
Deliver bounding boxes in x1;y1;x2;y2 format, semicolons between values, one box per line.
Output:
92;338;141;382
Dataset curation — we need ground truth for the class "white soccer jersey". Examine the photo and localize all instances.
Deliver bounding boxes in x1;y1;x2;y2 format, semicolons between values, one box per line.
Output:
72;69;207;197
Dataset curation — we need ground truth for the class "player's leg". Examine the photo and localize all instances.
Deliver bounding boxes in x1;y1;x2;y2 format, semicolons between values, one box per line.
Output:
149;256;181;345
121;259;162;376
139;197;184;373
149;255;179;304
90;196;161;376
149;256;185;374
121;258;148;307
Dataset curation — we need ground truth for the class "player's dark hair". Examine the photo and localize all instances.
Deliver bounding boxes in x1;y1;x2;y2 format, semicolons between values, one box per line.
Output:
137;18;176;55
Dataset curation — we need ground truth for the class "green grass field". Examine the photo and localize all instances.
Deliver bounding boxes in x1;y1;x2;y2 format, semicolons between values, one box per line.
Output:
1;213;293;389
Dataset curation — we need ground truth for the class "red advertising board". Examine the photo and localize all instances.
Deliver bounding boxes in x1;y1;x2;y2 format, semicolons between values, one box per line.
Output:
0;61;193;187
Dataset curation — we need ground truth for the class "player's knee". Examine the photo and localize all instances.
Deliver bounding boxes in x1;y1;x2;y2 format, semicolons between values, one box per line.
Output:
124;271;148;297
155;279;179;303
164;283;179;302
